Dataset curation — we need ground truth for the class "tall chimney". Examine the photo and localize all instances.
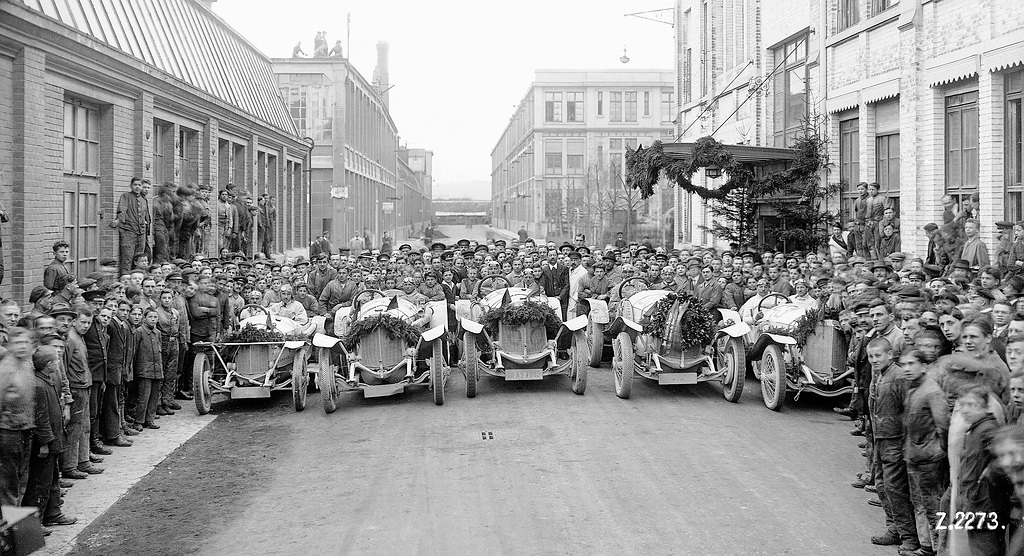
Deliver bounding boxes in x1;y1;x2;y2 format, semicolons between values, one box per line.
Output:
373;41;390;108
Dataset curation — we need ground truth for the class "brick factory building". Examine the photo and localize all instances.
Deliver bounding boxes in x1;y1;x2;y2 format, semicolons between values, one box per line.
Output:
672;0;1024;255
274;42;433;248
0;0;310;302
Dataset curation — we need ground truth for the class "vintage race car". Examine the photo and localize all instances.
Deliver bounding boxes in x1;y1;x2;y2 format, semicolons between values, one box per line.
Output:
191;304;316;414
588;278;748;401
457;276;588;396
741;293;852;411
312;289;450;413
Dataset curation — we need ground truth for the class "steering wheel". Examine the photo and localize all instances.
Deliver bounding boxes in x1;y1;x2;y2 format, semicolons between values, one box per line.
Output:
352;289;386;315
616;277;650;301
239;303;273;328
757;292;792;315
476;275;512;299
239;304;270;317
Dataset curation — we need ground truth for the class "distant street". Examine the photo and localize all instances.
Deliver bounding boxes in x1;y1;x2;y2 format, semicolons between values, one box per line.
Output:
65;367;890;556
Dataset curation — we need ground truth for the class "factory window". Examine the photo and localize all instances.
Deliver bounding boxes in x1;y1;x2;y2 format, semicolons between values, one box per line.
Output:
545;92;562;122
566;92;584;122
63;100;100;177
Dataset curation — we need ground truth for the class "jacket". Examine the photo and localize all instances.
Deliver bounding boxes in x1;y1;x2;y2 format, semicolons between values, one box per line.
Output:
188;291;221;341
319;279;360;311
133;325;163;380
903;373;950;464
957;415;1011;515
305;267;337;299
868;362;910;439
0;353;35;431
84;320;109;384
32;368;63;453
105;317;132;386
930;351;1011;409
64;328;91;388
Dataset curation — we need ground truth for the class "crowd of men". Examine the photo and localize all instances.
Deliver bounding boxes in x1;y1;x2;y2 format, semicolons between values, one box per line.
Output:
3;178;1024;553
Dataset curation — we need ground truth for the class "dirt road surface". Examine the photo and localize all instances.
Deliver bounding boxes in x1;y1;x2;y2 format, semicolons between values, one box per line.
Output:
62;368;891;556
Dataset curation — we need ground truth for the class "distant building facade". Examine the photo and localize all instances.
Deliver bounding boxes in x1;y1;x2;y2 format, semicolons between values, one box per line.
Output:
491;70;676;244
674;0;1024;255
1;0;309;301
396;146;433;240
274;42;402;247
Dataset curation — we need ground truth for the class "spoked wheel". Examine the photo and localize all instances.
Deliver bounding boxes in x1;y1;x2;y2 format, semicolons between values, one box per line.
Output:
717;336;746;403
588;321;604;367
611;332;634;399
192;352;213;415
431;339;447;406
571;331;588;395
291;349;309;411
760;344;786;411
318;347;338;414
463;332;479;398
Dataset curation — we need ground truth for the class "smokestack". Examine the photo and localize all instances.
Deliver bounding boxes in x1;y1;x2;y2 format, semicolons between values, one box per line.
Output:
373;41;390;108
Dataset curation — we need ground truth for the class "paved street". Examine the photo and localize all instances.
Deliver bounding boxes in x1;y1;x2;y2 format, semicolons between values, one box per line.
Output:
57;366;891;556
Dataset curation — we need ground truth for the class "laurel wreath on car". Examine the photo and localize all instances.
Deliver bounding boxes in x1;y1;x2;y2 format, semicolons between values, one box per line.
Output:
639;292;715;349
222;324;308;344
479;299;562;338
342;314;423;351
761;309;822;346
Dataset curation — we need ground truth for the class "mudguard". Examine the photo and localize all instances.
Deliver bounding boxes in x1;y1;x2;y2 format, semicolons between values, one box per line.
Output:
587;299;610;324
283;340;306;350
719;321;751;337
461;318;484;335
562;314;589;332
422;324;446;342
312;333;341;349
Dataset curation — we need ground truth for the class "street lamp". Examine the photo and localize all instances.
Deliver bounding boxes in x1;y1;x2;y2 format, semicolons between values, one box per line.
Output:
619;47;630;64
705;166;723;179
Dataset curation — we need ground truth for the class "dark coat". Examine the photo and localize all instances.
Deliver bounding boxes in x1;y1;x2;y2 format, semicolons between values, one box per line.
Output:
133;325;163;380
188;291;221;341
957;415;1011;516
83;320;108;384
106;317;131;386
32;370;63;454
902;374;950;464
868;362;911;439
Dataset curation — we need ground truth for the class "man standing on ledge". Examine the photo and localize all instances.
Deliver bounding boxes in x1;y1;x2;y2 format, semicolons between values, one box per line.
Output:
112;177;150;276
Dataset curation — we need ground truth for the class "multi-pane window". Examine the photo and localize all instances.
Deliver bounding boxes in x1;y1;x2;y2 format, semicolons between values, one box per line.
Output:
544;139;563;175
1006;71;1024;221
661;91;675;124
871;0;893;16
597;92;604;116
63;184;99;277
772;35;808;147
610;92;623;122
838;0;860;32
609;139;624;182
152;122;171;186
179;128;199;186
874;99;900;206
945;91;980;196
643;92;651;117
287;85;307;134
63;101;99;176
545;92;562;122
625;92;638;122
566;140;584;175
566;92;583;122
876;134;900;194
839;118;860;187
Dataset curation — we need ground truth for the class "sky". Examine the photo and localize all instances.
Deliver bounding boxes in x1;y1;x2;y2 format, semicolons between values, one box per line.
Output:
214;0;676;199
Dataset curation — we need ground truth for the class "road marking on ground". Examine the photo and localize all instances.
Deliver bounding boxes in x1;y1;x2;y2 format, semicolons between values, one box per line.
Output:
39;410;216;555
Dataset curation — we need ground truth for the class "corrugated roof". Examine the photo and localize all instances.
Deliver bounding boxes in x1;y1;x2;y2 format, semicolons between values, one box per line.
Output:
20;0;297;135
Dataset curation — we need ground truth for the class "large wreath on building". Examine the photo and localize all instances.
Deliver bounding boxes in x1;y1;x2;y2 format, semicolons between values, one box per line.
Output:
625;135;824;200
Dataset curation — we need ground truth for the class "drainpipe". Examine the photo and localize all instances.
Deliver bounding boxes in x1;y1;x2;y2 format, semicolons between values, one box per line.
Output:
302;137;315;255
